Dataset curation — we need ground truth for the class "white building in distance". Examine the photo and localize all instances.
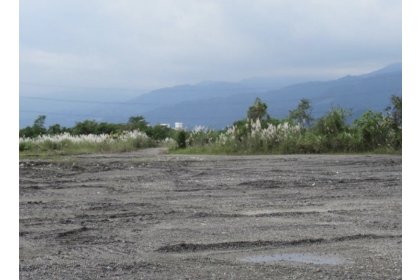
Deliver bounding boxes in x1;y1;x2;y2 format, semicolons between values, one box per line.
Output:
175;122;183;130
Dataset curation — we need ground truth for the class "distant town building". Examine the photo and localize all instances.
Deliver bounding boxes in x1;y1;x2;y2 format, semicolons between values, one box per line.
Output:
175;122;183;130
159;124;170;128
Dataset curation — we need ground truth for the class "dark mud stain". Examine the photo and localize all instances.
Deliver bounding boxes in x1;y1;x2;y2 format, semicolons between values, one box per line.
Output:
26;201;43;204
96;261;165;273
20;261;165;277
108;212;150;219
57;226;89;238
189;211;320;219
241;253;348;265
255;211;321;218
174;188;206;192
238;180;281;189
24;185;42;190
189;212;244;218
156;234;401;253
86;202;153;211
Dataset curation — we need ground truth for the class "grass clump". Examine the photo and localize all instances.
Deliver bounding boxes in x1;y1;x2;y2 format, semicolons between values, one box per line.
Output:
19;96;402;156
167;98;402;155
19;130;156;156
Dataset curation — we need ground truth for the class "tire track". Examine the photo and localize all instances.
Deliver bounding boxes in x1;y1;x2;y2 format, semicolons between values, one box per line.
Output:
156;234;401;253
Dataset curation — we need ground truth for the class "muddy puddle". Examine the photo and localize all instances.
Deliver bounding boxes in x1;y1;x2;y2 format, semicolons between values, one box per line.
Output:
240;252;348;265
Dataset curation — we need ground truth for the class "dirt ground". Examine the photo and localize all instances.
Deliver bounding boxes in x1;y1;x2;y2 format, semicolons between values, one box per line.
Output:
19;149;402;279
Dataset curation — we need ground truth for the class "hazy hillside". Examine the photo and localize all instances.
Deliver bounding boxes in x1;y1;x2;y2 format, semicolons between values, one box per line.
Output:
19;82;259;128
19;89;141;128
139;66;402;129
19;63;402;129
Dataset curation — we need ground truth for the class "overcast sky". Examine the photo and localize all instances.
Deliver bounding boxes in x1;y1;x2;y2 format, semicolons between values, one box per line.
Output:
19;0;402;96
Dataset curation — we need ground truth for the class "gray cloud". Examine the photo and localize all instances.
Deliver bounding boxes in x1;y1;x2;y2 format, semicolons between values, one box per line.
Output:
19;0;402;95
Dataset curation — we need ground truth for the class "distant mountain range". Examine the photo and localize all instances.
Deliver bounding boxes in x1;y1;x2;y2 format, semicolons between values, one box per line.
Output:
19;63;402;129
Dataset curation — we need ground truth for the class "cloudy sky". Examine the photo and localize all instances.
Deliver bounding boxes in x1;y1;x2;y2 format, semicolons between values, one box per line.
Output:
19;0;402;96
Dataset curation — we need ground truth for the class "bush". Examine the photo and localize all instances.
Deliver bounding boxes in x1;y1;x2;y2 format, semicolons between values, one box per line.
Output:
175;130;187;149
19;142;32;152
149;125;172;140
314;106;351;136
353;110;392;150
72;120;99;135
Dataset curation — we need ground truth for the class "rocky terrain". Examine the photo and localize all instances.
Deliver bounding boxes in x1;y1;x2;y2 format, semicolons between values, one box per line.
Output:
19;149;402;279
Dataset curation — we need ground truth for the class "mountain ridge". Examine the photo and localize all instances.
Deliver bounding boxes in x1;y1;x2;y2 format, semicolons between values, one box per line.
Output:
19;62;402;129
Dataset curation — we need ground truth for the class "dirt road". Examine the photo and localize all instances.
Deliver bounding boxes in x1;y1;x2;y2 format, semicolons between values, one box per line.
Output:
19;149;402;279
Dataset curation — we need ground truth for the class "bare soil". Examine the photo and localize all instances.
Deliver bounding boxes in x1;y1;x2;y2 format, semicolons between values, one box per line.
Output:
19;149;402;279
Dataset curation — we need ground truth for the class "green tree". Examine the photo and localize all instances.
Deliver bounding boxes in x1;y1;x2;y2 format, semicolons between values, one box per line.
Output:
385;95;402;128
34;115;46;128
289;98;314;128
247;97;268;121
314;106;352;136
353;110;390;149
95;122;120;135
384;95;402;149
19;126;33;138
72;120;98;135
175;130;187;148
149;124;172;140
47;124;62;135
127;116;149;131
32;115;47;136
19;115;48;138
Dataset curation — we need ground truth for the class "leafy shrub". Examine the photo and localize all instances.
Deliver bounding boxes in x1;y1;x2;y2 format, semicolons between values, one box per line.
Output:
19;96;402;155
147;124;172;140
175;130;187;149
353;110;392;150
314;106;351;136
72;120;99;135
19;142;32;152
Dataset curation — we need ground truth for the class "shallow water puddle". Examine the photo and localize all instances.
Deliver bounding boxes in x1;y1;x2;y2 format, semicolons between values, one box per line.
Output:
240;253;347;265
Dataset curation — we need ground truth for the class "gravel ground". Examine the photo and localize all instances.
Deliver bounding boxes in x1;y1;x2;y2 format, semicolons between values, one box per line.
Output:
19;149;402;279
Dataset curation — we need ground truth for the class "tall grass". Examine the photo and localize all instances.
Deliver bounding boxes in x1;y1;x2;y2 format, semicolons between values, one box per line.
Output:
168;120;303;154
19;130;158;156
169;114;401;155
20;105;401;156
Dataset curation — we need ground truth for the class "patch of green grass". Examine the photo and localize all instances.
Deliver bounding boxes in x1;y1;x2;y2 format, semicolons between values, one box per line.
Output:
19;131;158;157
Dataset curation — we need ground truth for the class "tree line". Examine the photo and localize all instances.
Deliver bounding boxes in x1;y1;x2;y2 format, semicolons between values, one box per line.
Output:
19;115;174;141
20;94;402;153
